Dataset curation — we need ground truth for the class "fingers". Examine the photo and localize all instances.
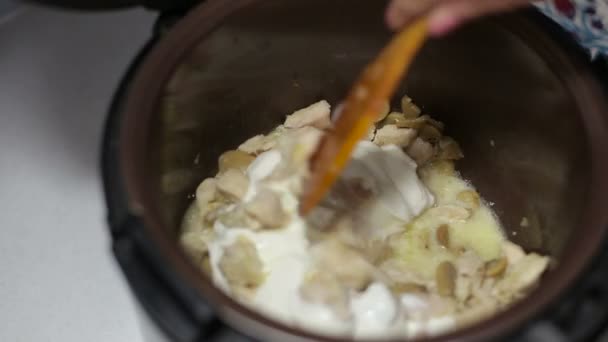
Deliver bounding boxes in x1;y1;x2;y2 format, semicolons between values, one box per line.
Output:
385;0;438;30
386;0;532;36
427;0;532;36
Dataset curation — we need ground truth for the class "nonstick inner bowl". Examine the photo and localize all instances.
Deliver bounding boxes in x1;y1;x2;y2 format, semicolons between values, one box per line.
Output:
118;1;608;341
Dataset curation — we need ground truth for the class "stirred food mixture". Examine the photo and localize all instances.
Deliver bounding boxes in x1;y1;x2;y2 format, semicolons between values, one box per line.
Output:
180;96;550;339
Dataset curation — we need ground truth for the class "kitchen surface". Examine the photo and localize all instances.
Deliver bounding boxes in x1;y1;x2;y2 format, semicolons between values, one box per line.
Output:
0;4;153;342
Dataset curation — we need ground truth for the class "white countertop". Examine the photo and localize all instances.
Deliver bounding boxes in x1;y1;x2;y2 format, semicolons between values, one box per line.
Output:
0;5;155;342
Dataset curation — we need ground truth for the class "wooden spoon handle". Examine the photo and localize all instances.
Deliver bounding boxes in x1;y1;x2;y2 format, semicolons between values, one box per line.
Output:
300;18;428;215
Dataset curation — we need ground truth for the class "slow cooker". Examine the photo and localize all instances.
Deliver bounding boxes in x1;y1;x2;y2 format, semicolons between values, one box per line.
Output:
39;0;608;340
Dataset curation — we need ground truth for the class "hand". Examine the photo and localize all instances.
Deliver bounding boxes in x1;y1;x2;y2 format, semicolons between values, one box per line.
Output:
385;0;533;36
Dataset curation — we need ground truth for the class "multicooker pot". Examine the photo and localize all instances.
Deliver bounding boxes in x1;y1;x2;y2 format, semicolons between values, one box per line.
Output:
41;0;608;340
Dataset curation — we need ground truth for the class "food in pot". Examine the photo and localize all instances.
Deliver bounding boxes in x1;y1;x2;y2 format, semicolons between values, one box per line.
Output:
179;96;550;338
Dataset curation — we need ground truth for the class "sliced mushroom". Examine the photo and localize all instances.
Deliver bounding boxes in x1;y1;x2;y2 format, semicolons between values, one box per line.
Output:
485;257;508;277
216;169;249;201
218;236;265;289
383;112;409;127
401;95;421;119
418;124;442;143
436;261;457;297
245;188;289;229
391;282;427;294
437;136;464;160
218;150;255;174
372;124;416;147
426;205;471;222
457;190;481;210
395;115;427;129
284;100;332;129
436;224;450;249
406;138;435;165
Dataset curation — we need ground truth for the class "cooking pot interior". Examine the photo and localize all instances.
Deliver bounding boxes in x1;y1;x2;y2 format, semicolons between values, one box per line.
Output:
154;0;588;263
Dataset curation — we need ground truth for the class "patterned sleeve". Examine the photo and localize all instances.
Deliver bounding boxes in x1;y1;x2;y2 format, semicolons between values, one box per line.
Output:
535;0;608;58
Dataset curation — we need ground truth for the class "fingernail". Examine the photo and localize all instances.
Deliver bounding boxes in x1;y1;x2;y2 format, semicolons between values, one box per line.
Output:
428;9;461;36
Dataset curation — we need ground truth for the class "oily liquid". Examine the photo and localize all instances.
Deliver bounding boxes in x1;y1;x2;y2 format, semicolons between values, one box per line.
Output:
390;161;505;279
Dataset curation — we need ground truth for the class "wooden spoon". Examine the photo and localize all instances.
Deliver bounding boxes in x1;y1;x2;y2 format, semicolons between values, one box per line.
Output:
299;18;428;215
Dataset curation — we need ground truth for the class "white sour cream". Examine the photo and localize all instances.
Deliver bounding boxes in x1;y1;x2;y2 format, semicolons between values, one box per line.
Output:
207;141;435;337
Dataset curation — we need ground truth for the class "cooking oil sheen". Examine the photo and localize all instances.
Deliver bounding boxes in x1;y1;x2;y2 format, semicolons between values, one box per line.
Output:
390;161;504;279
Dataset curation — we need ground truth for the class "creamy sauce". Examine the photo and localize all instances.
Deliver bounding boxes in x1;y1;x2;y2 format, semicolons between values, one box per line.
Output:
207;142;435;337
342;142;435;240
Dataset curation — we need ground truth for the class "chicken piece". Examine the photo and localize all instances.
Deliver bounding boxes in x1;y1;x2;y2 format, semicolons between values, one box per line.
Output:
216;169;249;201
406;137;435;165
311;239;376;290
181;202;205;234
454;274;472;303
456;190;480;210
284;100;332;130
455;250;483;277
218;236;265;289
218;150;255;174
372;124;416;147
285;126;324;165
195;178;217;212
498;253;549;294
238;135;266;154
217;206;261;230
180;231;213;263
238;134;279;155
245;188;289;229
300;270;350;319
502;240;526;264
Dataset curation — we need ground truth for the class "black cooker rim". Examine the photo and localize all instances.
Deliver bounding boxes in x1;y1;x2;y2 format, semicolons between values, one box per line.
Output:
101;7;608;342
